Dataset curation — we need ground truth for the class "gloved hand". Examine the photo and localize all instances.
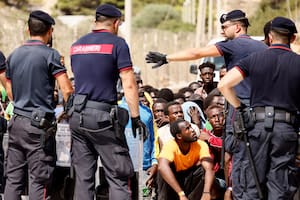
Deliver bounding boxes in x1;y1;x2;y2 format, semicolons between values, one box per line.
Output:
145;51;168;68
131;116;148;141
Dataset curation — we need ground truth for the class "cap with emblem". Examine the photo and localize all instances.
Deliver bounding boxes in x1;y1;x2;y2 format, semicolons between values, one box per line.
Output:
96;4;122;18
29;10;55;25
271;16;297;34
220;9;249;26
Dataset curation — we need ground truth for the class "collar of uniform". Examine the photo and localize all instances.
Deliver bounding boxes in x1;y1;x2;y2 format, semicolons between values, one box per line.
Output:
24;40;45;46
269;44;292;51
237;34;251;39
92;29;111;33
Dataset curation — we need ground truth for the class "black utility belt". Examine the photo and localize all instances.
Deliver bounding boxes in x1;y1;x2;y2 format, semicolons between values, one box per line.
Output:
253;107;296;124
85;100;113;112
73;94;115;113
14;108;54;120
14;108;55;129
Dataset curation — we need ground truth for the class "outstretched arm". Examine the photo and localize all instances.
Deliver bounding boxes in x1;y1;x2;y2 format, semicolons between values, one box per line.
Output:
167;45;221;62
146;45;221;68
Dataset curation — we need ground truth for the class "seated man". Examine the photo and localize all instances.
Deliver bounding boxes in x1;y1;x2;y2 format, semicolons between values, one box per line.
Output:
157;119;214;200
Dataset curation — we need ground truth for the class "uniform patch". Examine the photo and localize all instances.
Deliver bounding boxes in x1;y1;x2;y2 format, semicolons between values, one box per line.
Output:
70;44;113;55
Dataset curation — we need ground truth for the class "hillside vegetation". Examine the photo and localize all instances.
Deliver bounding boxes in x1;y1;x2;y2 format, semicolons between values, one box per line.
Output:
0;0;299;89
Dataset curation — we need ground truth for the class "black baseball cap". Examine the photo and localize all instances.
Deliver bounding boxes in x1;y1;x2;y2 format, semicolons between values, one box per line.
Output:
271;16;297;34
29;10;55;25
96;4;122;18
220;9;249;26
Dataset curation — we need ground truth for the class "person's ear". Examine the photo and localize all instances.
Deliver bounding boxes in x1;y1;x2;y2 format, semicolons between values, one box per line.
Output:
176;133;182;140
268;33;273;44
235;23;241;33
290;34;296;43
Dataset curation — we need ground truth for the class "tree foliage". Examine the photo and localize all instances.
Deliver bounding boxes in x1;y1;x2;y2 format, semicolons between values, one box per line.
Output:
56;0;124;15
249;0;300;36
133;3;194;32
0;0;29;9
55;0;185;15
133;4;180;28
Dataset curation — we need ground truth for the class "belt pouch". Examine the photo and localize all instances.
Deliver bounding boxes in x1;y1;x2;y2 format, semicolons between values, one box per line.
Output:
31;109;46;128
74;94;88;112
115;106;129;127
264;106;274;131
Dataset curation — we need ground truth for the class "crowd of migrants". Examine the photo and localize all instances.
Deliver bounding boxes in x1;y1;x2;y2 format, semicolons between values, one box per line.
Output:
0;3;299;200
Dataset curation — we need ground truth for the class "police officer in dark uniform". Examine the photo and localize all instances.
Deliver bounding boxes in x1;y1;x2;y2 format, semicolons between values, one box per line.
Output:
145;9;267;138
145;9;268;197
69;4;145;200
4;10;73;200
218;16;299;200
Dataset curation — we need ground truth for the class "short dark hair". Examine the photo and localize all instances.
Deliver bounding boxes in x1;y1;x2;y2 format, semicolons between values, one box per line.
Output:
170;119;186;138
203;88;222;111
178;87;193;95
164;101;180;115
205;104;224;117
188;81;201;88
157;88;174;102
236;18;250;28
153;98;168;104
95;15;118;23
142;85;153;93
220;64;226;70
28;18;52;36
152;98;167;110
198;61;216;71
264;20;272;39
173;93;186;101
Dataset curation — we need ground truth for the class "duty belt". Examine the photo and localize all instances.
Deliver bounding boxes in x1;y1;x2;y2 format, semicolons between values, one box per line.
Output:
253;107;296;124
85;100;113;112
14;107;54;120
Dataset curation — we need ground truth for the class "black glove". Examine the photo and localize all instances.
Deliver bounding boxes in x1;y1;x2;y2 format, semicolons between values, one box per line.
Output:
131;116;148;141
145;51;168;68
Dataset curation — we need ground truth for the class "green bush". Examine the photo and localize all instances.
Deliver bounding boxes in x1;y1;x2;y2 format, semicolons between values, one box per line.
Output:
249;0;300;36
157;19;195;33
133;4;181;29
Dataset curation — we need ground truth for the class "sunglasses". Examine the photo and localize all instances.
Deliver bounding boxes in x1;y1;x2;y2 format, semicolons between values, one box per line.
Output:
221;23;236;30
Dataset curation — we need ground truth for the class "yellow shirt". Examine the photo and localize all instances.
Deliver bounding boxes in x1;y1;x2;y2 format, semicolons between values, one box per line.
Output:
159;139;211;172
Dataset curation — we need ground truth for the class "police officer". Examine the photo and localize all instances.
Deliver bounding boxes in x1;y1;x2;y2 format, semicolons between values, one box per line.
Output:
145;9;267;137
4;10;73;199
145;9;267;196
69;4;145;200
218;16;299;200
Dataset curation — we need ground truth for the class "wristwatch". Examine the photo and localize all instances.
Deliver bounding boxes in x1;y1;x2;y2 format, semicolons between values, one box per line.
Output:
178;191;185;197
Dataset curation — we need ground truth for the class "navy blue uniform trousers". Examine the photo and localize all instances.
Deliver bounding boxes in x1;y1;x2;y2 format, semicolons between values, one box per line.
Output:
232;122;298;200
69;107;134;200
4;115;55;200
